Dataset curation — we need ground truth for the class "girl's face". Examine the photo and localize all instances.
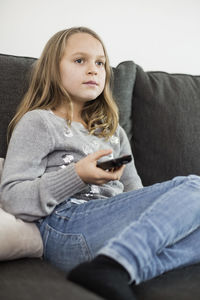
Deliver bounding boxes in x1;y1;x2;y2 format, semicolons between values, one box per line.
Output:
60;32;106;107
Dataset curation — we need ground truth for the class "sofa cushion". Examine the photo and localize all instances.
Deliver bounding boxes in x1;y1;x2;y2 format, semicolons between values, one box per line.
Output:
131;65;200;186
134;262;200;300
0;54;36;158
0;157;43;260
0;258;103;300
0;158;4;178
0;207;43;260
112;61;137;140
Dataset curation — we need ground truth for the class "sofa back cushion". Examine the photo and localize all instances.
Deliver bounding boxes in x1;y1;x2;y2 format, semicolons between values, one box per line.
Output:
131;65;200;186
0;54;36;158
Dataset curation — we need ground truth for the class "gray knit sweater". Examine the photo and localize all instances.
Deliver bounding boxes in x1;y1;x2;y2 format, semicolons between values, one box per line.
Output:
0;109;143;221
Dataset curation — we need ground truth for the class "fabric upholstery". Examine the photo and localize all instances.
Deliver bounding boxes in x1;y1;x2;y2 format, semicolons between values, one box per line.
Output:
0;258;103;300
131;65;200;186
0;158;4;178
112;61;137;140
0;54;35;158
0;207;43;260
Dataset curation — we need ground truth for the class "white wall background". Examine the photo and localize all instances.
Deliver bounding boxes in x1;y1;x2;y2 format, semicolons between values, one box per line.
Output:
1;0;200;74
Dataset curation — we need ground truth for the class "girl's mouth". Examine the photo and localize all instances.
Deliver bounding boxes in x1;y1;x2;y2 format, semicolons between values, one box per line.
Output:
84;81;98;86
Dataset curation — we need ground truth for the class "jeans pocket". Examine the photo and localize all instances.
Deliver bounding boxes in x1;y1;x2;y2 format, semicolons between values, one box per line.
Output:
43;223;91;272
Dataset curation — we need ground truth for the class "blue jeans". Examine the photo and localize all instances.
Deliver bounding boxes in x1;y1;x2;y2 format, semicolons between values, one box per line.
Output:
37;175;200;284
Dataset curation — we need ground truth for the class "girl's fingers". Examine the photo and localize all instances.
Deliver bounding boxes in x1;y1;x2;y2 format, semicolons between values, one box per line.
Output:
97;165;126;183
89;149;113;162
75;150;126;185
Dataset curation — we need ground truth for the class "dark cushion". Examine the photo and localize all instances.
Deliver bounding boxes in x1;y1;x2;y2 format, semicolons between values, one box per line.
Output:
0;258;103;300
134;263;200;300
112;61;137;140
0;54;35;158
131;64;200;186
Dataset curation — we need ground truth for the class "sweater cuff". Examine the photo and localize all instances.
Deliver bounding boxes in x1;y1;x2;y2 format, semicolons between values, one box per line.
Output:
45;163;87;203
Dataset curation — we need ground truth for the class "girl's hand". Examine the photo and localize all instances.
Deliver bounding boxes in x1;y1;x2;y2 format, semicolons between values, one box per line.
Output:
75;149;126;185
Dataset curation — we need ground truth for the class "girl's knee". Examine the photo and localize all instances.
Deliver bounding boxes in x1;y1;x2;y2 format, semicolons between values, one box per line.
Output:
172;175;200;188
187;174;200;184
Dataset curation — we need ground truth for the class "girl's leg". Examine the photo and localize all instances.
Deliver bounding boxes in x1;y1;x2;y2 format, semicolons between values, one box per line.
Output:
39;177;187;300
98;175;200;284
156;225;200;277
68;227;200;300
38;175;198;275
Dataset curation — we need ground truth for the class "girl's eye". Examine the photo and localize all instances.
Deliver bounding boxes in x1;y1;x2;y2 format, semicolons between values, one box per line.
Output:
96;61;105;66
75;59;83;64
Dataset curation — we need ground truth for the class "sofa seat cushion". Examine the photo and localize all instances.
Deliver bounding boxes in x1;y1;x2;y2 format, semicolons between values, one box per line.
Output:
134;263;200;300
0;258;103;300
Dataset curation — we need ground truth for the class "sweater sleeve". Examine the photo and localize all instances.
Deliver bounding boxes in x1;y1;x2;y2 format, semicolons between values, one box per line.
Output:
0;111;86;221
118;126;143;191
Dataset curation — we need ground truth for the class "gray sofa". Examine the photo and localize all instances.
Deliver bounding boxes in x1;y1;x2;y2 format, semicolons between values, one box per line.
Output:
1;53;200;300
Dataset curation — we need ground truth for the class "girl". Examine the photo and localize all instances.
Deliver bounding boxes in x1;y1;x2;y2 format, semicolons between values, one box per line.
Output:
1;27;200;300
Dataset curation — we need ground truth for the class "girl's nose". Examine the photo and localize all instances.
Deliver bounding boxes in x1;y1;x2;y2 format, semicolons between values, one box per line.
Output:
88;70;97;75
87;63;98;75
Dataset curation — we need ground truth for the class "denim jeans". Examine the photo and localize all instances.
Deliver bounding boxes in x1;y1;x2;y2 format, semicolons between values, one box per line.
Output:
37;175;200;284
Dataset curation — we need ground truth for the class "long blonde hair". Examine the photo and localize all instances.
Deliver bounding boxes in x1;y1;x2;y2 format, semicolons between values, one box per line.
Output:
8;27;119;141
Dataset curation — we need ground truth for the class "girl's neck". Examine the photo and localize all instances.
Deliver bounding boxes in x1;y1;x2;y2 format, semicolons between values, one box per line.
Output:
52;103;86;127
72;112;87;128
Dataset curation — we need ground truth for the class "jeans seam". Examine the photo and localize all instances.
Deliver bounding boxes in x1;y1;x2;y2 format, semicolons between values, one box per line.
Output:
82;232;93;260
43;223;50;260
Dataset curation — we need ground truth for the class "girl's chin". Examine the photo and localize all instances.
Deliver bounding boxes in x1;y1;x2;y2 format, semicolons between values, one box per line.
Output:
70;92;101;103
83;94;100;102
